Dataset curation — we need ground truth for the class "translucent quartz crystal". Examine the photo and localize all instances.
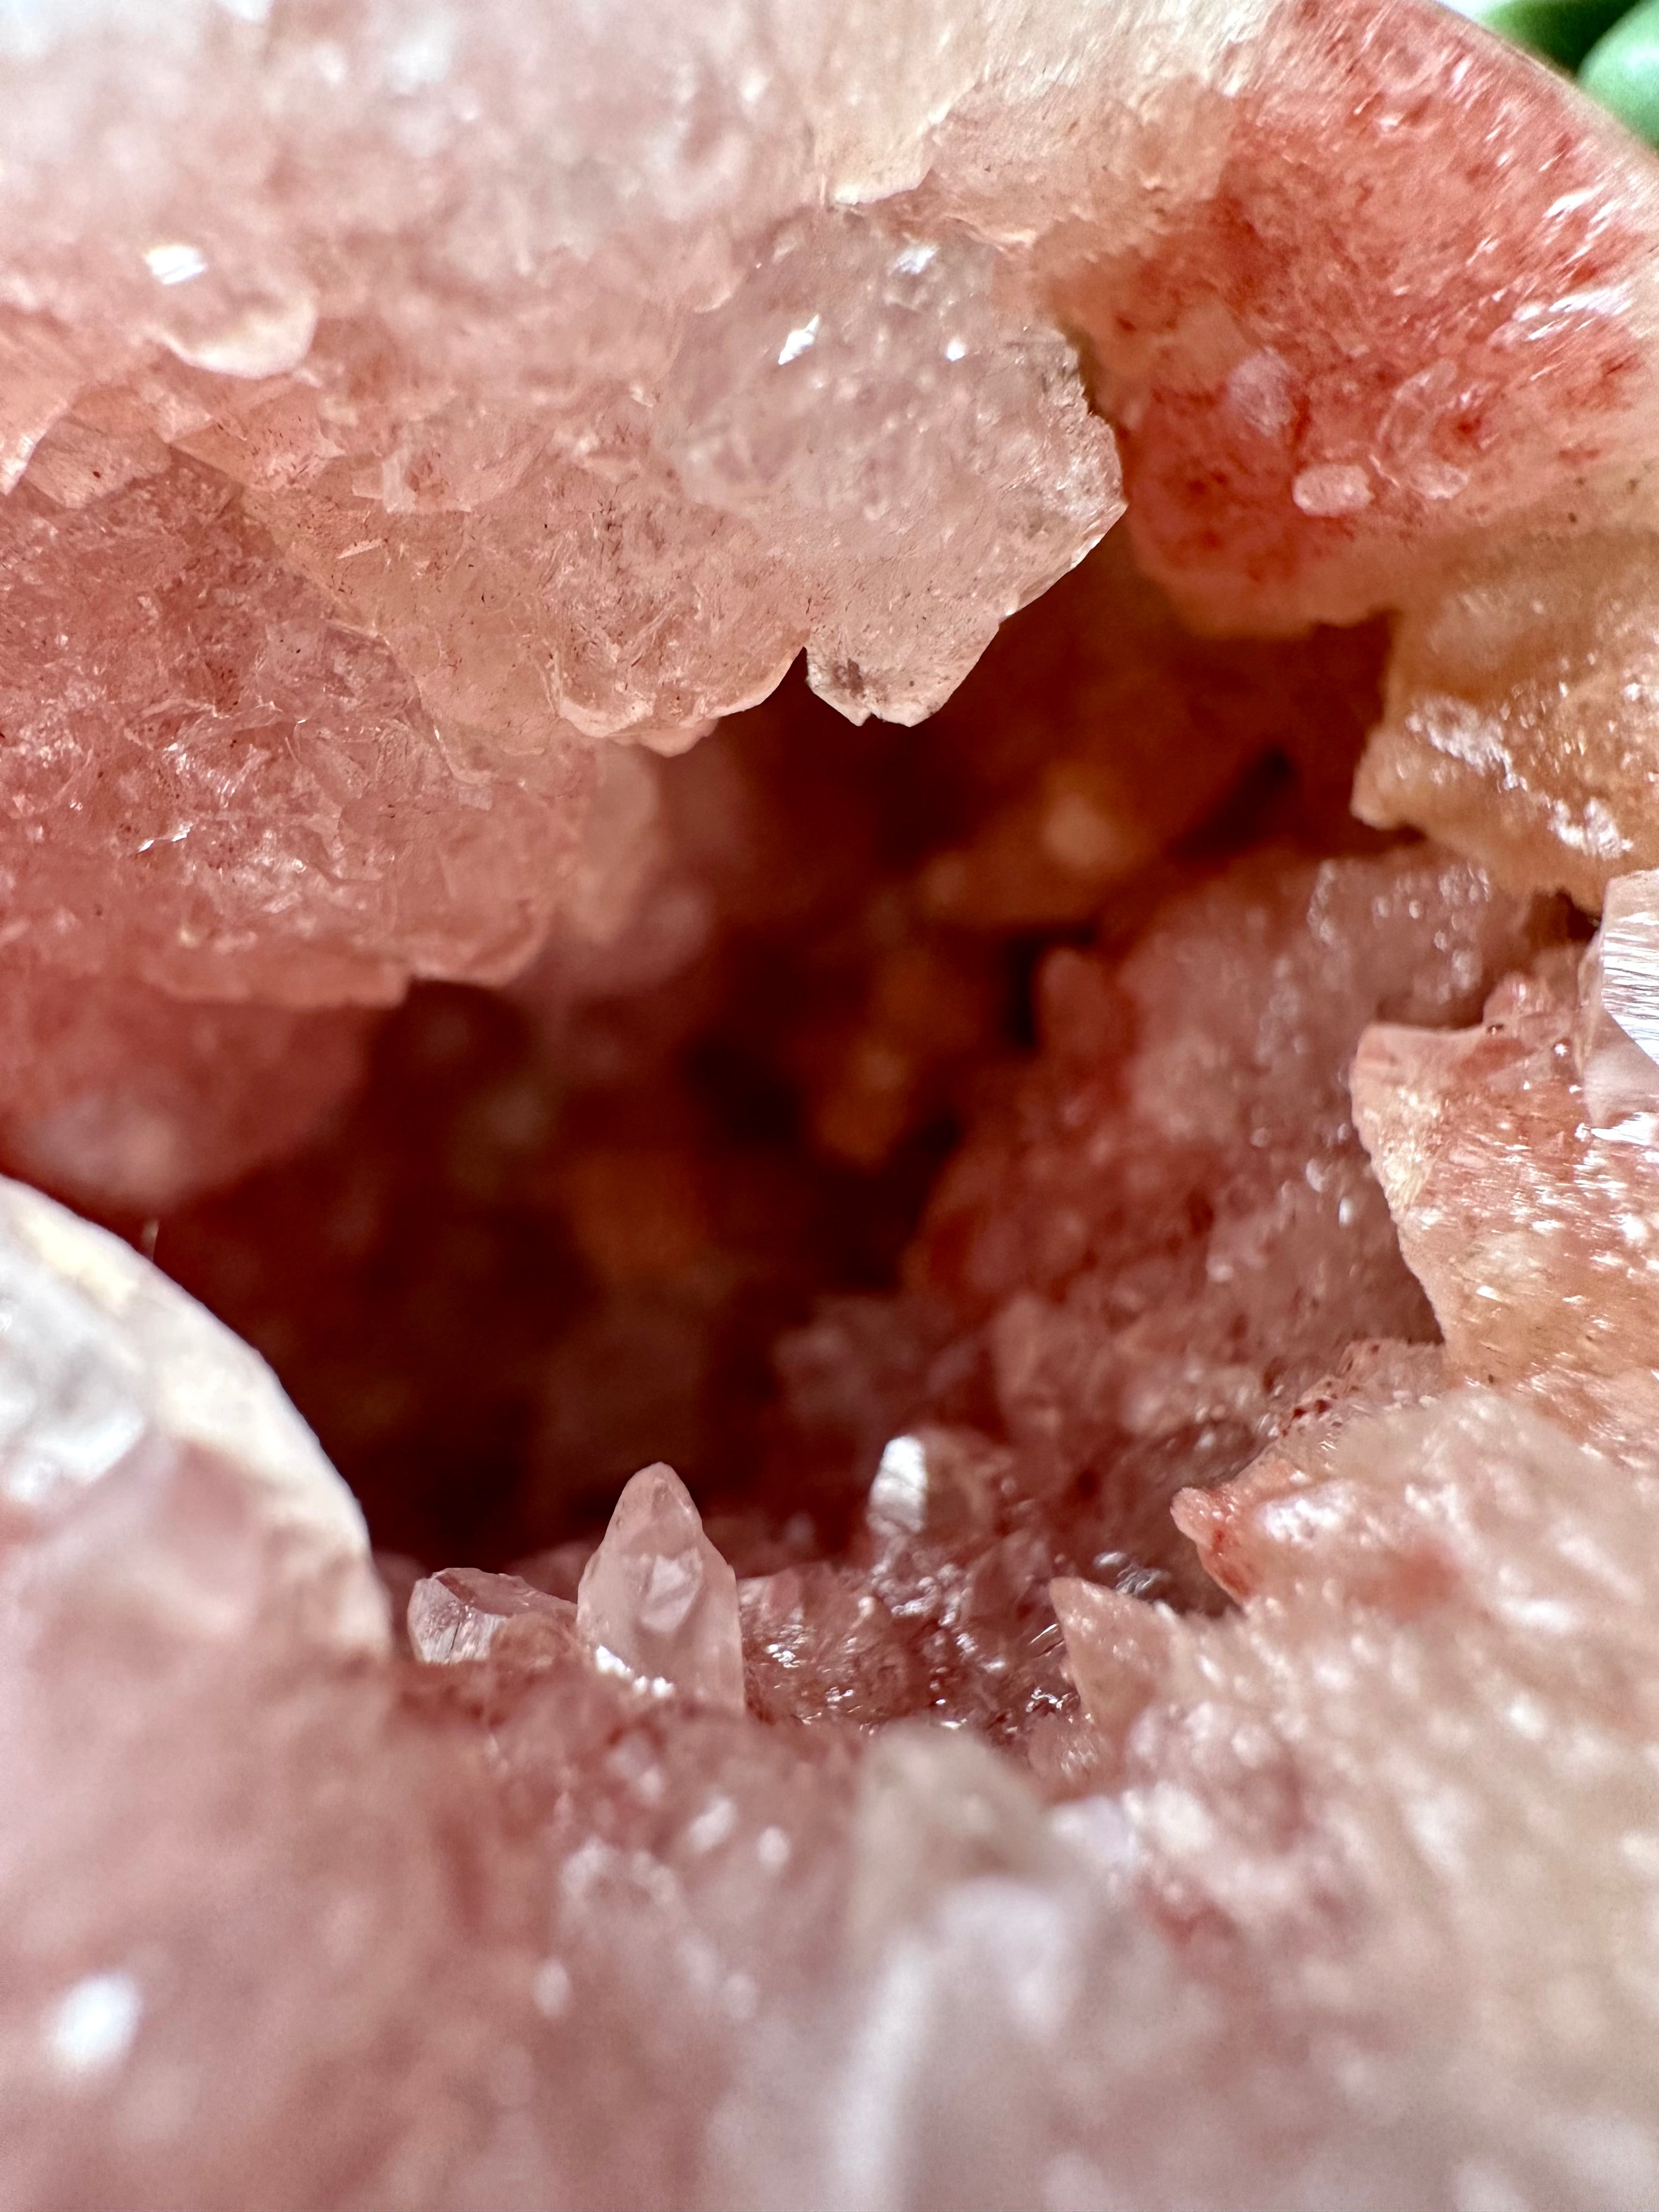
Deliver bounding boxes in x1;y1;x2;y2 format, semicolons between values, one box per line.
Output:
865;1426;1006;1547
577;1462;746;1709
407;1567;575;1664
20;1249;1659;2205
0;1170;383;1651
6;839;1659;2203
654;213;1118;725
1170;1333;1448;1601
737;847;1559;1739
0;0;1636;1298
740;1559;927;1726
733;1420;1080;1742
1355;534;1659;911
1575;867;1659;1122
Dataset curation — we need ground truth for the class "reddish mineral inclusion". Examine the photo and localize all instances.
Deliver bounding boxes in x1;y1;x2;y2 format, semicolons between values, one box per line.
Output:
10;2;1659;2208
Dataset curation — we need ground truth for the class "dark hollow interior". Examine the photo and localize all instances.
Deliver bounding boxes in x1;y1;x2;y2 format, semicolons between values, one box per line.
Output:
97;534;1394;1573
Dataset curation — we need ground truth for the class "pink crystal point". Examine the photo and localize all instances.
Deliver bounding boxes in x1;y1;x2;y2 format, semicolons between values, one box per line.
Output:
575;1462;744;1709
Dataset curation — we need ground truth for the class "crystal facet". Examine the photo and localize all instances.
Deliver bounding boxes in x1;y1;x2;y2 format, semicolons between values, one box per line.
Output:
408;1568;577;1665
577;1462;746;1709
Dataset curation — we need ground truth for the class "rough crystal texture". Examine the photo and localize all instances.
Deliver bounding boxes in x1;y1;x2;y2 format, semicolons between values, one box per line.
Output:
899;846;1553;1585
1055;1384;1659;2207
0;0;1644;1036
0;452;597;1006
1170;1333;1449;1601
654;212;1118;725
1355;534;1659;910
145;548;1389;1566
12;2;1659;2206
577;1463;746;1709
737;844;1556;1737
1353;946;1659;1398
6;838;1659;2206
24;1153;1659;2204
1049;0;1659;631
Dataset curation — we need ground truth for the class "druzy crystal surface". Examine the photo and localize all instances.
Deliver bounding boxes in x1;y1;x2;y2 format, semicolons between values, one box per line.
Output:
12;0;1659;2207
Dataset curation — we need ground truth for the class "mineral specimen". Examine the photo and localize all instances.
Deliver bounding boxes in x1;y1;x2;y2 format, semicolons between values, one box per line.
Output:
8;0;1659;2207
0;0;1649;1031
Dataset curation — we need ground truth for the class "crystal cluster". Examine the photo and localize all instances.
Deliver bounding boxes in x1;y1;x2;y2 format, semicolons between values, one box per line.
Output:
1356;532;1659;908
11;1;1659;2207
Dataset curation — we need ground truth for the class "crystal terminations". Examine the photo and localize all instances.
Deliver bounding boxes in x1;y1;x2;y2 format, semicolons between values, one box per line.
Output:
9;4;1659;2209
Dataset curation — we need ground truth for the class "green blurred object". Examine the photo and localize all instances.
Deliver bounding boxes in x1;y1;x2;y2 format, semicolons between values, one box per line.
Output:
1447;0;1635;69
1582;0;1659;142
